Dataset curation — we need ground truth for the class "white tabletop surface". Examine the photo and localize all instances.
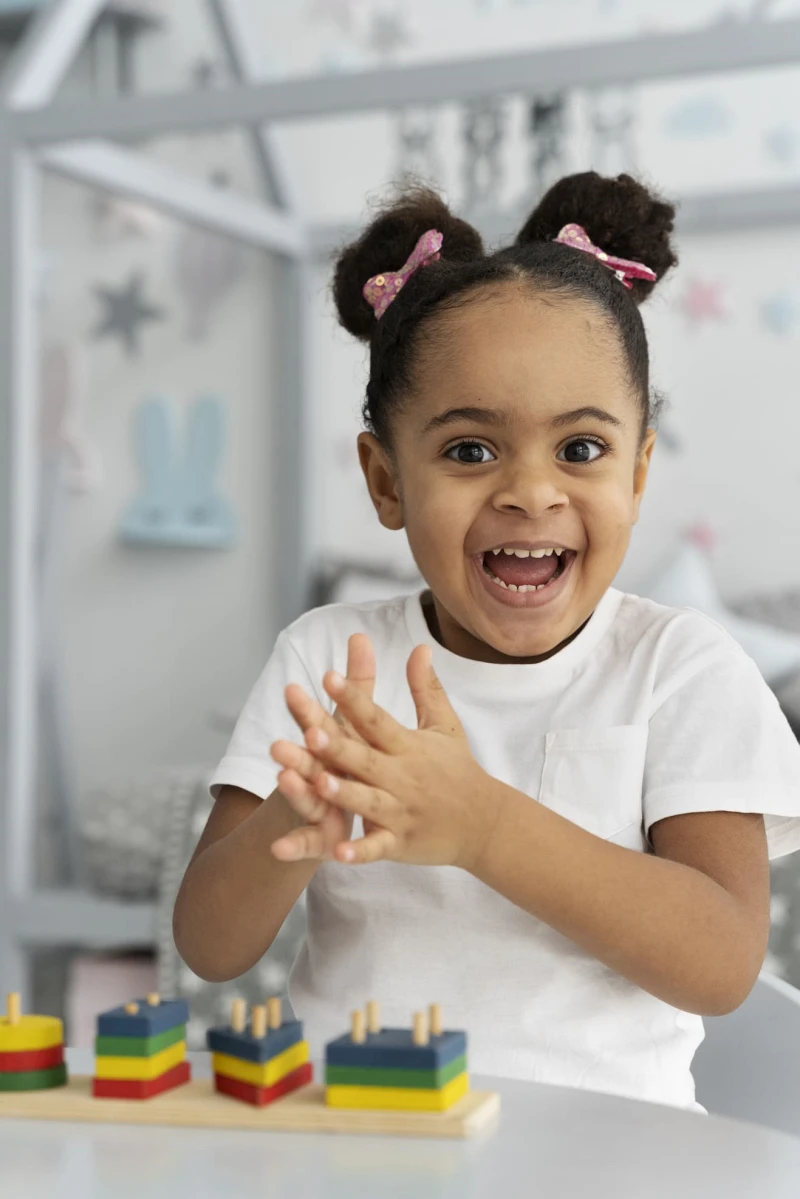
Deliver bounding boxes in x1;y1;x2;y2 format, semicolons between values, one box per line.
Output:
0;1050;798;1198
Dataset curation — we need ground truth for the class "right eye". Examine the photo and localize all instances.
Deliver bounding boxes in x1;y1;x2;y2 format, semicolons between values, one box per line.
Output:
444;441;496;465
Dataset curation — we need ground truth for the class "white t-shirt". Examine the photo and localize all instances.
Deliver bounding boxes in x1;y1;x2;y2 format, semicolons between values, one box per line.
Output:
210;586;800;1113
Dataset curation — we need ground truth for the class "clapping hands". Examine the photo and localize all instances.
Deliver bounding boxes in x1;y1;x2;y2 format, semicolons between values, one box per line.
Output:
270;636;497;870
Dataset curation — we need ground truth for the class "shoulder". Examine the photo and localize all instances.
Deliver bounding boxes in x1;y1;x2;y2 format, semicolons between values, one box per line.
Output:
609;588;761;701
280;590;415;666
613;588;742;653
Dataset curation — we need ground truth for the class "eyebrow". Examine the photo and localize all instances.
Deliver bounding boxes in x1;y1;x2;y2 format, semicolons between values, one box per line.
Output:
421;404;625;435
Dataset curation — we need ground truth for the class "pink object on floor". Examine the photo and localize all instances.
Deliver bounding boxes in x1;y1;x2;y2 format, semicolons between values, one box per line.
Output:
67;954;158;1047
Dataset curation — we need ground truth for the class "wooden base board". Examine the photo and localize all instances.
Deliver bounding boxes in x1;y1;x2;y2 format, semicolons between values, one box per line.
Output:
0;1078;500;1140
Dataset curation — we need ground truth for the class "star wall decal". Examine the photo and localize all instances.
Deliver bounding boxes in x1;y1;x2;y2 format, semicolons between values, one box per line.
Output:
368;9;411;59
191;58;221;89
679;279;728;326
764;126;800;164
309;0;362;31
761;292;799;336
92;273;166;357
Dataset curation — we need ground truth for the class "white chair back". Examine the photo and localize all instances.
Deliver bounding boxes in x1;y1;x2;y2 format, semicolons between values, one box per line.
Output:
693;970;800;1137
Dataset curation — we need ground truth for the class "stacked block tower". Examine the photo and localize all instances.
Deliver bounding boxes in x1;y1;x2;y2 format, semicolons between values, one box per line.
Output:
0;992;67;1093
208;997;313;1107
93;993;191;1099
325;1002;468;1112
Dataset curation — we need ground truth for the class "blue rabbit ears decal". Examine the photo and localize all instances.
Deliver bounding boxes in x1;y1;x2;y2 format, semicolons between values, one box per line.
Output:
120;396;236;549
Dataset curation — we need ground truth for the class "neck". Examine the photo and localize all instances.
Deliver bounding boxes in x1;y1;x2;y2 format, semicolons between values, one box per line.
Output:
421;590;590;664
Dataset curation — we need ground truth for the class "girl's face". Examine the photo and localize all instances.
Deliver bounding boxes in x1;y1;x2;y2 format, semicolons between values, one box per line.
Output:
358;288;657;664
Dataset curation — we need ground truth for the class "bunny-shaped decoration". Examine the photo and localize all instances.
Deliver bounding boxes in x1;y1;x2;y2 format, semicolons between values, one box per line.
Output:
120;396;235;549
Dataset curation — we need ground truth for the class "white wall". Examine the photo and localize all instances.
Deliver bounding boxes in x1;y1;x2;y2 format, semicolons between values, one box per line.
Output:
44;174;277;794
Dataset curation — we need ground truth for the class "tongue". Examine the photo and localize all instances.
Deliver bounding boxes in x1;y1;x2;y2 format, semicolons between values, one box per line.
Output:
485;551;559;587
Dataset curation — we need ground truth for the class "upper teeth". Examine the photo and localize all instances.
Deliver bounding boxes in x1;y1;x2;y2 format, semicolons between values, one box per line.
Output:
491;547;565;557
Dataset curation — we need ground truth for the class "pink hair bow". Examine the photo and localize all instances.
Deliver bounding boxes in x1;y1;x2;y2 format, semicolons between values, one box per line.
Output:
553;223;656;290
363;229;443;319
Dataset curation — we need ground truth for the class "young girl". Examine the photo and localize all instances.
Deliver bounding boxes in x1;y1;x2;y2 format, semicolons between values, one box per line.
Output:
174;171;800;1114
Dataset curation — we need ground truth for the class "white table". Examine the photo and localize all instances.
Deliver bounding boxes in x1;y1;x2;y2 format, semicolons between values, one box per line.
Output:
0;1050;798;1198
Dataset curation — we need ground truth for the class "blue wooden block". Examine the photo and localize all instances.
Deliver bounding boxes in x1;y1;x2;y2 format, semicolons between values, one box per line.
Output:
325;1028;467;1072
206;1021;304;1064
97;999;190;1039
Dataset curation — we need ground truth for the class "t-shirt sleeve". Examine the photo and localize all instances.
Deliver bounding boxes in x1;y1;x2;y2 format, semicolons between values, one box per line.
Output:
209;630;332;801
643;620;800;860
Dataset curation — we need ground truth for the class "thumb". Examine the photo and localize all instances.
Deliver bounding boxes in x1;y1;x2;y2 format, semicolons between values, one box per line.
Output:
407;645;461;732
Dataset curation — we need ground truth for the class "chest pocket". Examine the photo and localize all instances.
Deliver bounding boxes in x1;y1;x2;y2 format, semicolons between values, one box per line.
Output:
538;725;648;842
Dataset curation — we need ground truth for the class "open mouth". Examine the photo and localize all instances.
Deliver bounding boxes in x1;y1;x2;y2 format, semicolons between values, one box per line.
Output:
481;547;576;593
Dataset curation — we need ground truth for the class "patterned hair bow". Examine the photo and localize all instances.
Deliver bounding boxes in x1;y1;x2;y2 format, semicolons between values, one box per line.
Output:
553;223;656;290
363;229;443;319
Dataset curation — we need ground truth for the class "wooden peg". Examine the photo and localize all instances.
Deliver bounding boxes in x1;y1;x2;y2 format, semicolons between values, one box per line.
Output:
6;993;21;1026
366;1000;380;1035
146;993;160;1007
351;1009;366;1044
124;1002;140;1015
429;1003;443;1037
230;998;247;1033
251;1005;267;1039
412;1011;429;1047
267;997;282;1030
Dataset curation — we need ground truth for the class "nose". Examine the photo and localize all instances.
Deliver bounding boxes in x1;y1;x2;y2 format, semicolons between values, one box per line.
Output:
491;463;570;517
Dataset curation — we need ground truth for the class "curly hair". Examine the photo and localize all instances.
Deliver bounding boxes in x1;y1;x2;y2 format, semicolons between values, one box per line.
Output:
332;172;678;447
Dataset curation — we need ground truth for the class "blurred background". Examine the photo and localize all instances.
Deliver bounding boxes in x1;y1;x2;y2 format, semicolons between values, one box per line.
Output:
1;0;800;1049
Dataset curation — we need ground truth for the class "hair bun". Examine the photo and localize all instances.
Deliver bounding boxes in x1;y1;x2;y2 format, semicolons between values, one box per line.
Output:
333;186;484;340
516;171;677;304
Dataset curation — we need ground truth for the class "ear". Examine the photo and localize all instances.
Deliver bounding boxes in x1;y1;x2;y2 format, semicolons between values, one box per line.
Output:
357;432;404;531
632;428;657;524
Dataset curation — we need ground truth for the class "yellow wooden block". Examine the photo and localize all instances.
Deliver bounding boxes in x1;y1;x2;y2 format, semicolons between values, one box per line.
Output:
326;1072;469;1112
95;1041;186;1081
0;1015;63;1054
212;1040;309;1088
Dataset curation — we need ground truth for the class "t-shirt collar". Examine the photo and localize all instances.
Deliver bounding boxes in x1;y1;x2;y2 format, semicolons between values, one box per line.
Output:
403;587;624;698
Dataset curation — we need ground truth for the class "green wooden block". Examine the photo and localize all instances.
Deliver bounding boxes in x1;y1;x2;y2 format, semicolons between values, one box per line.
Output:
0;1063;67;1092
94;1023;186;1058
324;1054;466;1090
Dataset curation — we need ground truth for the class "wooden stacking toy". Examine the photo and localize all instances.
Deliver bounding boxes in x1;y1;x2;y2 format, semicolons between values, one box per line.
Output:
93;993;191;1099
207;997;313;1107
325;1002;468;1112
0;992;67;1092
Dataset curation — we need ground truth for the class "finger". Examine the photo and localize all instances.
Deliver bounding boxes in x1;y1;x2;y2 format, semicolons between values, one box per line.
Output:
271;823;329;862
304;725;389;789
334;827;398;866
333;634;378;739
406;645;462;734
271;803;349;862
276;768;330;824
346;633;377;697
285;683;343;743
271;739;326;782
323;672;407;752
313;769;396;825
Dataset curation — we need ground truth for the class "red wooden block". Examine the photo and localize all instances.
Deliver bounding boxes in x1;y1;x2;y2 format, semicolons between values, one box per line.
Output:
214;1061;313;1107
92;1060;191;1100
0;1044;64;1073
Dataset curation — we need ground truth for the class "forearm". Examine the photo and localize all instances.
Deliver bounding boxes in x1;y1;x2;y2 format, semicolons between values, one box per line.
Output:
471;781;756;1016
173;793;317;982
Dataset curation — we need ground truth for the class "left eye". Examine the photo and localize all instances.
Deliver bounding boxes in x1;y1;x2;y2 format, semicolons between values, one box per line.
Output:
445;442;495;464
557;438;607;464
